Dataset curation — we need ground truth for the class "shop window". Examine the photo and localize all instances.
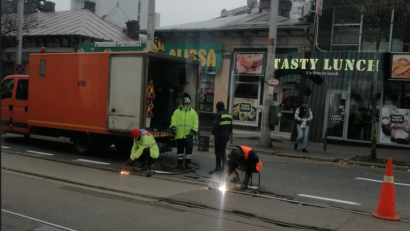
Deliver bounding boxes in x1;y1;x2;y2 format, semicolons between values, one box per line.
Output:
232;76;260;122
347;81;382;141
16;79;29;101
199;73;215;113
380;81;410;145
1;79;15;100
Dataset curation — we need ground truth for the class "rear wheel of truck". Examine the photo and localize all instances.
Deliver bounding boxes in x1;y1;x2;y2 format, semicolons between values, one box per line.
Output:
73;133;92;154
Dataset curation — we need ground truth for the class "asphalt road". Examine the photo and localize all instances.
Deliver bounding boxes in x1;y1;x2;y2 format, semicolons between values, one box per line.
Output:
2;134;410;220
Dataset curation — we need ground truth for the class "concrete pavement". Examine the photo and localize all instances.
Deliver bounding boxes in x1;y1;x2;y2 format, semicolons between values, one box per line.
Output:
2;152;410;231
200;129;410;171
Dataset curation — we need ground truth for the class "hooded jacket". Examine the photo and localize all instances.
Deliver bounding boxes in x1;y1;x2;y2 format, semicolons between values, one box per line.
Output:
170;105;199;139
130;129;159;160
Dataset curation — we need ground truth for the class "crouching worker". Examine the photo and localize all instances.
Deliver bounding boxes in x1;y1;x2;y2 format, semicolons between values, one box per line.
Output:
127;129;159;171
226;146;262;190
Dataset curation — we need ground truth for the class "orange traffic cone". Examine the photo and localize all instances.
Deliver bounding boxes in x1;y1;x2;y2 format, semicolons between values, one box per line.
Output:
372;158;401;221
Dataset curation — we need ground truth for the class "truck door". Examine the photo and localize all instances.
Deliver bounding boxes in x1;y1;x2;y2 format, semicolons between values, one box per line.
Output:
1;78;15;132
107;55;145;132
12;79;30;134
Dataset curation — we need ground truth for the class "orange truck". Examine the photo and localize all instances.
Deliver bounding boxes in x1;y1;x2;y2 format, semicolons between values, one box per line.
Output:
1;52;201;154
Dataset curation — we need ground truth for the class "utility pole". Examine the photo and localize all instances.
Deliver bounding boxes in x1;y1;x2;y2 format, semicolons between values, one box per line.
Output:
146;0;155;52
258;0;279;148
15;0;24;66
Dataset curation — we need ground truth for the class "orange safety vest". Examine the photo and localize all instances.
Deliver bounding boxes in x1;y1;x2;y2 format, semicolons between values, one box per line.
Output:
240;146;253;159
239;146;262;172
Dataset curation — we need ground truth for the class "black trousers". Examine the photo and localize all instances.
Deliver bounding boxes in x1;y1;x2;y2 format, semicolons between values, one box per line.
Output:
214;136;229;169
176;139;193;161
140;148;154;165
227;155;256;184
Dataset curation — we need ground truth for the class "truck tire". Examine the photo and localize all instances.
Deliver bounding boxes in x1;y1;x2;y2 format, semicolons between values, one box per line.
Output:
73;133;92;154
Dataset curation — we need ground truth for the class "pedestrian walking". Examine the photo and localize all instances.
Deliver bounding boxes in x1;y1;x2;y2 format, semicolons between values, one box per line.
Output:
170;93;199;169
294;100;313;153
226;146;262;190
209;101;232;174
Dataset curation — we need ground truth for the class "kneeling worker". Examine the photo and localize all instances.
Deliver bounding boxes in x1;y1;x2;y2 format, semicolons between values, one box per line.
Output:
127;129;159;170
226;146;262;190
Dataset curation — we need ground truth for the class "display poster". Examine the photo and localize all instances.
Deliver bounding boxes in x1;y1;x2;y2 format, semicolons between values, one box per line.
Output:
379;108;410;145
391;54;410;79
233;98;258;122
316;0;323;16
234;53;265;75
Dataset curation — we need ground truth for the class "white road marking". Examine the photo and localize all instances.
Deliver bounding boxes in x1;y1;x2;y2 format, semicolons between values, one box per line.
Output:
355;177;410;187
75;159;110;165
26;151;54;156
2;209;78;231
298;194;361;205
1;146;10;149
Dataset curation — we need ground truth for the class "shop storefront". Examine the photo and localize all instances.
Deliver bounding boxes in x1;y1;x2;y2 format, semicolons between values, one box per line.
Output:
379;53;410;147
263;51;409;147
230;52;266;127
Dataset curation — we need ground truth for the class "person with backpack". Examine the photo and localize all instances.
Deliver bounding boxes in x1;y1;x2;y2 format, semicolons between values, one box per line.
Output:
294;100;313;153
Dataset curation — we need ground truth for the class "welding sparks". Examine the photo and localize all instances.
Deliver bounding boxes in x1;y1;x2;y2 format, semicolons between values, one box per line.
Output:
218;184;227;193
120;171;130;175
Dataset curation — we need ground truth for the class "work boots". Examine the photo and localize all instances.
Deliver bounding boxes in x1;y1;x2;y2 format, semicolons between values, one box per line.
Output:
209;165;222;174
176;160;183;169
239;173;251;190
185;159;192;169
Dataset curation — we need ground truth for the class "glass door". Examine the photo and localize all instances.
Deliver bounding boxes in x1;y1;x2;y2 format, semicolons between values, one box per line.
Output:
324;90;350;139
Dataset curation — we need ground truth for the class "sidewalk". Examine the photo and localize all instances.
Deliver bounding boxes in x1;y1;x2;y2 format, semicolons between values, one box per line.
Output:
200;129;410;170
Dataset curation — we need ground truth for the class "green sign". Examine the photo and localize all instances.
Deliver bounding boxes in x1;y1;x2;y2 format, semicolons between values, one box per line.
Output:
74;41;145;53
74;41;222;71
165;43;222;71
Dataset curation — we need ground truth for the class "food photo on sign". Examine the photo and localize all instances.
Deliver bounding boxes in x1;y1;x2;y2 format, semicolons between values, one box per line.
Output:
391;54;410;79
232;98;258;122
379;108;410;145
235;53;265;75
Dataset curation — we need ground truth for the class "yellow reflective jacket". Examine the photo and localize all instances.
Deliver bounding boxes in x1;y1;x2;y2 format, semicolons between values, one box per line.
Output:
170;105;199;139
130;131;159;160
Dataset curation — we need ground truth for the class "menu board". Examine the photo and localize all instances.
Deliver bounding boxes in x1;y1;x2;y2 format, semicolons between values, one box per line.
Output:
379;108;410;145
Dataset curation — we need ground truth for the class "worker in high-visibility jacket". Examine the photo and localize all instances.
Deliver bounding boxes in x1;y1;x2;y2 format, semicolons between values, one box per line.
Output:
209;101;232;174
127;129;159;170
226;146;262;190
170;93;199;169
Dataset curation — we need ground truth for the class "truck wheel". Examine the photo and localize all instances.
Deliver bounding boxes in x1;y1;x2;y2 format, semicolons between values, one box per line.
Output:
74;134;92;154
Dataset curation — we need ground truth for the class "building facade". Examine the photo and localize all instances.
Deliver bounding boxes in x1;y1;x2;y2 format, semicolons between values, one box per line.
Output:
70;0;155;29
154;0;410;148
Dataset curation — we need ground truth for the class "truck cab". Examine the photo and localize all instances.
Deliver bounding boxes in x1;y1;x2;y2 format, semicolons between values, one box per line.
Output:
1;75;30;135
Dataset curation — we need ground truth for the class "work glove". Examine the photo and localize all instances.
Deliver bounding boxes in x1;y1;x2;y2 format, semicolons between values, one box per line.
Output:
209;135;215;143
186;134;193;143
127;158;134;165
171;126;177;135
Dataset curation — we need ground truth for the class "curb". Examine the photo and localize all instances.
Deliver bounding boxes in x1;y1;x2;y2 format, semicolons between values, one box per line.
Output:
345;160;410;172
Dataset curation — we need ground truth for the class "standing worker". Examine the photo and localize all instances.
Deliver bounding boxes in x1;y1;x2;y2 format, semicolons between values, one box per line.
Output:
170;93;199;169
226;146;262;190
294;100;313;153
127;128;159;170
209;101;232;174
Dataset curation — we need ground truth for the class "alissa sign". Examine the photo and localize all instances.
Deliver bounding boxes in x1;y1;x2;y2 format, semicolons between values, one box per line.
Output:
74;39;222;71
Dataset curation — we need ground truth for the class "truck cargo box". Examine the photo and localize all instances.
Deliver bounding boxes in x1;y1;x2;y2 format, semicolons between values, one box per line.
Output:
27;51;201;136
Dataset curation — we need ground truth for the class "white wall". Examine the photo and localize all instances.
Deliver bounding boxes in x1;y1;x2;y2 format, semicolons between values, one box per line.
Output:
71;0;149;29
